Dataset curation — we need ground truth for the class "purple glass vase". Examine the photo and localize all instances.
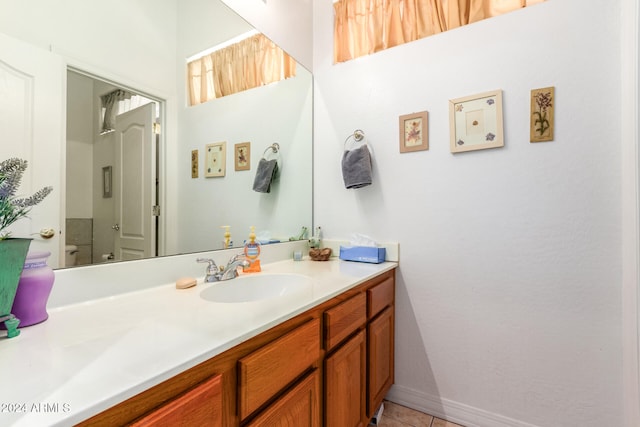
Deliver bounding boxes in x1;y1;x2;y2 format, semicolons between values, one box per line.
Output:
11;250;55;327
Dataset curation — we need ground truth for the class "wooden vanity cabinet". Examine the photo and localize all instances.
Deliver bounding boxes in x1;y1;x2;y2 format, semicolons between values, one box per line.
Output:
366;275;395;418
323;270;395;426
78;268;395;427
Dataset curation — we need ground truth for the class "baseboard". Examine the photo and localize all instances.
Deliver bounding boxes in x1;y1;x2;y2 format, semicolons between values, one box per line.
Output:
385;385;541;427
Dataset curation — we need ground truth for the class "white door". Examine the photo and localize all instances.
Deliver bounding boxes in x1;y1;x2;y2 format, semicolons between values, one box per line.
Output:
113;103;156;261
0;32;64;267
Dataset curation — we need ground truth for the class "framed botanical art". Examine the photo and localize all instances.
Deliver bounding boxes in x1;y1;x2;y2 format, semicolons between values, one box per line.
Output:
399;111;429;153
530;86;554;142
102;166;112;198
234;142;251;171
191;149;199;178
204;142;226;178
449;90;504;153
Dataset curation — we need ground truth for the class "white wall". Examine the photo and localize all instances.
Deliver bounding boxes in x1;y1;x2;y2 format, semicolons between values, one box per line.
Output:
0;0;177;95
313;1;623;426
222;0;313;70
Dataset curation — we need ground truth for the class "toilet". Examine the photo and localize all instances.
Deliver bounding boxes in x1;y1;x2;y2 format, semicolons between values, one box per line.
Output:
65;245;78;267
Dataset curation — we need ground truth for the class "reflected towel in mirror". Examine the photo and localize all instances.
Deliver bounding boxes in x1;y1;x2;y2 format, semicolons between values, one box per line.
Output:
342;144;372;189
253;158;279;193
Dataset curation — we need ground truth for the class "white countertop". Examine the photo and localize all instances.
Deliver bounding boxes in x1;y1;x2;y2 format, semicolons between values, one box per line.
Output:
0;258;396;426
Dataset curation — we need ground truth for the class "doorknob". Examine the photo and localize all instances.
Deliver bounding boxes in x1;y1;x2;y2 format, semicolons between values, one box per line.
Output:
39;228;56;239
112;224;120;231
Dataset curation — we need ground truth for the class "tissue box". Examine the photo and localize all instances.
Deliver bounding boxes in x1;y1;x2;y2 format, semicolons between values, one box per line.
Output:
339;246;386;264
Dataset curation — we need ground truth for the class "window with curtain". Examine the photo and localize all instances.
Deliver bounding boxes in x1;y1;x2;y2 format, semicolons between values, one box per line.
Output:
334;0;546;63
187;33;297;106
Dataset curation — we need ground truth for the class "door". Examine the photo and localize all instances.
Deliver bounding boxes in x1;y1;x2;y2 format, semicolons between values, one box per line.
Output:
368;306;394;418
325;330;367;427
113;103;156;261
0;32;64;267
245;371;320;427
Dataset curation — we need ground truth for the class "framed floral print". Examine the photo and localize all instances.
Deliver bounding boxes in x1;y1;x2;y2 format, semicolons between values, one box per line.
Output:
399;111;429;153
234;142;251;171
449;90;504;153
530;86;554;142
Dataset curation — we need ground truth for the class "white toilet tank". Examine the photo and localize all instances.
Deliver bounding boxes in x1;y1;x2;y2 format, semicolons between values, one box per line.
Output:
65;245;78;267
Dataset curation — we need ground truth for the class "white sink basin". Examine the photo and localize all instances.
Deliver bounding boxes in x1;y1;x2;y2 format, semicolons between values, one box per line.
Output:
200;273;313;303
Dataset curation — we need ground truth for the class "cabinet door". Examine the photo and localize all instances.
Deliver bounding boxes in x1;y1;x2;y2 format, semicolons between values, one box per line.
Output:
130;374;222;427
368;306;394;418
325;330;366;427
246;370;320;427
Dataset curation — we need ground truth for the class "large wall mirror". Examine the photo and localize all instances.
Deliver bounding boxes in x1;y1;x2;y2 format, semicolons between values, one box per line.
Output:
0;0;313;269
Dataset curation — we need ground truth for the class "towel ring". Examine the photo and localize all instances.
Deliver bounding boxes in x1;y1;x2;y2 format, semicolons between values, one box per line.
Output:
344;129;366;150
262;142;280;158
261;143;282;175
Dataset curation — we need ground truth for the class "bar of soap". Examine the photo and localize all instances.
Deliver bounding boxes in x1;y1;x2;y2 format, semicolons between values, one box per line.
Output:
176;277;197;289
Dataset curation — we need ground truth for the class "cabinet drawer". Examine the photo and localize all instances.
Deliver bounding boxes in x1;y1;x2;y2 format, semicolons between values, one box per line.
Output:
324;292;366;351
239;318;320;420
367;276;394;319
131;374;222;427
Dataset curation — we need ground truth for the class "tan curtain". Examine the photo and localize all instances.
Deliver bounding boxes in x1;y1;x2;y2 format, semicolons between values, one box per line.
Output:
187;33;296;105
334;0;543;63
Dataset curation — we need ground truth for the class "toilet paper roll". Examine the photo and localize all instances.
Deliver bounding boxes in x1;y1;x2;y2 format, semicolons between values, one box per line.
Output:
101;254;111;261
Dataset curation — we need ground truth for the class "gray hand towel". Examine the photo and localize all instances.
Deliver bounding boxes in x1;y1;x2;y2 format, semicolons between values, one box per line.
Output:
253;158;279;193
342;145;372;189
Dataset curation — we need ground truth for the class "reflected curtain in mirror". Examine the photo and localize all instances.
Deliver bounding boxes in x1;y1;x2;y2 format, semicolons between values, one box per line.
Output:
188;33;297;105
100;89;156;134
333;0;546;63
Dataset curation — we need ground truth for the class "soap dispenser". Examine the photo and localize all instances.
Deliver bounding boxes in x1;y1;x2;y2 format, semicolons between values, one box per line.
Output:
309;226;322;249
221;225;232;249
243;226;261;272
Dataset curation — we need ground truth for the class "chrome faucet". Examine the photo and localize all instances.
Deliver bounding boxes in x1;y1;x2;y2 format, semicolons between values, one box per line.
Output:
220;254;250;280
197;254;250;282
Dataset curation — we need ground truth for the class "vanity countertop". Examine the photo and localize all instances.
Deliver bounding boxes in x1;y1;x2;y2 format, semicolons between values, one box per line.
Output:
0;258;397;426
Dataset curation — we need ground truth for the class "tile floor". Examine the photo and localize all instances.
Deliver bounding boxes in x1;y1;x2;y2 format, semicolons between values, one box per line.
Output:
377;401;465;427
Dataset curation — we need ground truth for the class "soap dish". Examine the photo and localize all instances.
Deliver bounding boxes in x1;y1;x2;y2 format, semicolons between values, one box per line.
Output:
309;248;332;261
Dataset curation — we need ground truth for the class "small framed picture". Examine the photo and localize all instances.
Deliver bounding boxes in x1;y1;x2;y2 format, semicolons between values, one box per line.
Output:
399;111;429;153
205;142;226;178
102;166;112;198
234;142;251;171
191;149;199;178
530;86;554;142
449;90;504;153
